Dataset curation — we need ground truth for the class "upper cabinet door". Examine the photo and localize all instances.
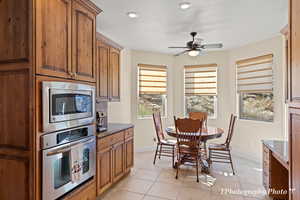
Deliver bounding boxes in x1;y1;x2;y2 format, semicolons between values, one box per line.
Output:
96;41;109;100
290;0;300;102
36;0;72;79
109;48;120;101
72;0;96;82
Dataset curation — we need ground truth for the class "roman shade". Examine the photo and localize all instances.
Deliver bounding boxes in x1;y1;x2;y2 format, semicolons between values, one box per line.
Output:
138;64;167;95
184;64;218;96
236;54;273;93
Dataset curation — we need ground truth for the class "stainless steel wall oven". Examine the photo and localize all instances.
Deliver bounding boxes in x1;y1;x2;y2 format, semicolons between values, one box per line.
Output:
41;125;96;200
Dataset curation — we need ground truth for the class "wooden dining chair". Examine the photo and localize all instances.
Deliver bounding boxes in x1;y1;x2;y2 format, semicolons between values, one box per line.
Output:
208;114;237;174
189;112;208;128
153;112;177;168
174;117;203;182
189;112;208;158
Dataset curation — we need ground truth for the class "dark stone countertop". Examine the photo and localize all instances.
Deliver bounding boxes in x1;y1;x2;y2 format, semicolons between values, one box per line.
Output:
262;140;289;164
97;123;134;138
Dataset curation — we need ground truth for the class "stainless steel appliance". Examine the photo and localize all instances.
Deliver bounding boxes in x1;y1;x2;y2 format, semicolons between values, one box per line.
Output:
42;81;95;133
96;101;108;132
42;125;96;200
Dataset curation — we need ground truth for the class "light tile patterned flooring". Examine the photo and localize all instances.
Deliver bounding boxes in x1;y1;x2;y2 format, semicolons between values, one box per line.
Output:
98;151;271;200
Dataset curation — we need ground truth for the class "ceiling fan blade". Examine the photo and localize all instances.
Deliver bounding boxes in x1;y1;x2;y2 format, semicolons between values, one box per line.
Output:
174;50;189;56
200;43;223;49
168;47;189;49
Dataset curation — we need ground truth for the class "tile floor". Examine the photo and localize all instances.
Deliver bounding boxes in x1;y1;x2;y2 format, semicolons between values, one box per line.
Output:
98;151;271;200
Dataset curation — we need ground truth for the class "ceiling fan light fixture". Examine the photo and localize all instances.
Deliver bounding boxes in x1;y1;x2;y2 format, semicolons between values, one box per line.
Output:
188;50;200;57
179;2;191;10
127;12;138;18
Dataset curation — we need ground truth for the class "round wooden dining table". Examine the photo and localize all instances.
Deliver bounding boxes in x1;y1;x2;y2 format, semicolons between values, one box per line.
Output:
165;126;224;174
165;126;224;141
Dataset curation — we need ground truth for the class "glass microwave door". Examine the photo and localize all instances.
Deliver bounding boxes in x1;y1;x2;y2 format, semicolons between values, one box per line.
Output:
52;93;92;116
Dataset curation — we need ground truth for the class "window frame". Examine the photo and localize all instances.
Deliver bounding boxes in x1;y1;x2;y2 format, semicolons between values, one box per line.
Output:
237;92;274;123
183;65;218;119
136;65;168;119
235;54;275;123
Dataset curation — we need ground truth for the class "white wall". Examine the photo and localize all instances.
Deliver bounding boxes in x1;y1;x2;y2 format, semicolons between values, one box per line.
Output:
130;50;175;150
109;36;286;162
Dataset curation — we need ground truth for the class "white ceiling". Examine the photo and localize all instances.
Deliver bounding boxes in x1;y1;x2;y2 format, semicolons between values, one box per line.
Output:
92;0;288;54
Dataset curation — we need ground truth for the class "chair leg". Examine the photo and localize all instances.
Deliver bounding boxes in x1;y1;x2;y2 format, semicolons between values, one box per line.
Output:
228;150;235;175
153;144;159;165
175;161;179;179
172;146;175;168
159;144;162;159
196;158;199;183
208;149;211;167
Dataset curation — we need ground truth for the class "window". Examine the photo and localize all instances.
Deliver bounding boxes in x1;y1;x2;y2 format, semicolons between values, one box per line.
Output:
236;54;274;122
184;64;218;118
137;64;167;118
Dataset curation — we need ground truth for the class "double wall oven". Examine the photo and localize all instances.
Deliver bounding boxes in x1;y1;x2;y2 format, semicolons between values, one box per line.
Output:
41;82;96;200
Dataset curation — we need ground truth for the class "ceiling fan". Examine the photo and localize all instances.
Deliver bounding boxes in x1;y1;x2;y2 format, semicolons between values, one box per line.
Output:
168;32;223;56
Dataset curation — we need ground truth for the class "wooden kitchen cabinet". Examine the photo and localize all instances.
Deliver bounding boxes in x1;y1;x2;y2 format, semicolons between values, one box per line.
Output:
96;33;122;101
36;0;72;79
96;41;110;100
36;0;101;82
109;47;121;101
72;0;97;82
96;128;134;196
63;179;96;200
97;147;113;195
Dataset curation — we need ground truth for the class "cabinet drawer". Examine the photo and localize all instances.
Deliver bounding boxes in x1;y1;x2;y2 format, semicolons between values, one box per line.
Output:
98;135;113;151
125;128;134;139
112;131;124;144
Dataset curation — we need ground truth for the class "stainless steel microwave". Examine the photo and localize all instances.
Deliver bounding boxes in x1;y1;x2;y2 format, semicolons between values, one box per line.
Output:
42;81;95;133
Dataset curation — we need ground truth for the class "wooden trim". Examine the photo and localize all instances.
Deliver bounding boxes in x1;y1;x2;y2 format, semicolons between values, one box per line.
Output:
237;60;272;68
236;54;273;65
238;89;273;93
140;91;167;94
185;76;216;79
184;63;217;69
140;85;166;88
185;87;216;90
185;70;216;74
238;82;273;86
139;74;166;78
185;81;216;84
138;64;167;70
139;68;167;72
139;80;166;83
237;67;272;74
74;0;102;14
237;75;272;80
185;93;217;95
96;32;123;50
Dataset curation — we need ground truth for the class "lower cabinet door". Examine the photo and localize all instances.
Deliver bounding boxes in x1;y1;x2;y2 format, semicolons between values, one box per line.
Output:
125;138;134;170
112;141;125;182
97;147;113;195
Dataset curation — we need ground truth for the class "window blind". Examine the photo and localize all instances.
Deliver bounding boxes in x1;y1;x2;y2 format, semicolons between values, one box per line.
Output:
184;64;218;96
236;54;273;93
138;64;167;95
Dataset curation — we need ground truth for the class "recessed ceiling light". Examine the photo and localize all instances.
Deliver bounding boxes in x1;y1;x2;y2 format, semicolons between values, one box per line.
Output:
179;2;191;10
127;12;138;18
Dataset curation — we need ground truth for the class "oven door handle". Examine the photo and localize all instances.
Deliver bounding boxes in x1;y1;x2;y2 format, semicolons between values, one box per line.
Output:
46;138;95;156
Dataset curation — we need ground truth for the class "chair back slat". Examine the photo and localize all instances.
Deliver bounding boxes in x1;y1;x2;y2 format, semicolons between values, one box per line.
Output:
174;117;203;153
189;112;208;128
153;112;165;142
225;114;237;147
